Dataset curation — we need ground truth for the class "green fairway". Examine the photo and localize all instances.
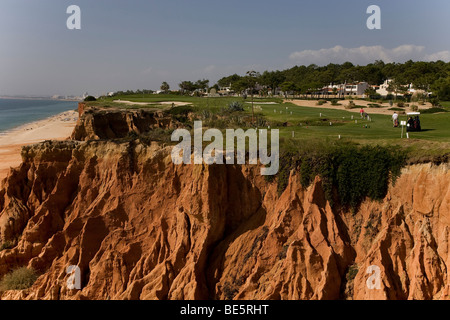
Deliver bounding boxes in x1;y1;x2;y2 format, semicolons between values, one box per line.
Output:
99;94;283;112
260;102;450;142
96;94;450;158
440;101;450;110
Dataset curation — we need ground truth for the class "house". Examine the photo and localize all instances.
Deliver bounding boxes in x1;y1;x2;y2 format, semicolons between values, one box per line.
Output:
218;85;233;96
376;79;393;96
323;82;369;96
344;82;369;96
376;79;430;97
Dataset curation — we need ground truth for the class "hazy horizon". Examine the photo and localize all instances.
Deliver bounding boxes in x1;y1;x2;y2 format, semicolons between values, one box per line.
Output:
1;0;449;96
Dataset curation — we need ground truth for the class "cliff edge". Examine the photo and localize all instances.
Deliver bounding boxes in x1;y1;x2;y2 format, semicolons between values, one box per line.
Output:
0;106;448;300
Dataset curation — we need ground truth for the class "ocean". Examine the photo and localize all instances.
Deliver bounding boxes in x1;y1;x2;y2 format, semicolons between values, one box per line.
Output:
0;98;78;133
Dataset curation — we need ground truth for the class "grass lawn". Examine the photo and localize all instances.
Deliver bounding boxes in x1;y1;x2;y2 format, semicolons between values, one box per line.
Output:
440;101;450;110
95;94;450;159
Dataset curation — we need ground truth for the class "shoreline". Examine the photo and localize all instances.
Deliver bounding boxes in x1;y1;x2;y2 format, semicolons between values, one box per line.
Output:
0;110;79;181
0;96;81;102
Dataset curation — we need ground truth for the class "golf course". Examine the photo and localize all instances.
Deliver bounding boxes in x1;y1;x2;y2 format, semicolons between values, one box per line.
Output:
93;94;450;162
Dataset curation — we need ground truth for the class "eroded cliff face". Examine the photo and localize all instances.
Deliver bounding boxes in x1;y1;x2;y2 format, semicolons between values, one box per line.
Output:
71;105;179;141
0;138;448;300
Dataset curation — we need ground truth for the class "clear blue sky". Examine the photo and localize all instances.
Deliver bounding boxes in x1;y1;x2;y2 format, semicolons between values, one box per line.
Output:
1;0;449;96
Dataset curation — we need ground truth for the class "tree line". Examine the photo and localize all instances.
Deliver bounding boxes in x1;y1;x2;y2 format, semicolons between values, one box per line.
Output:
112;60;450;101
215;60;450;100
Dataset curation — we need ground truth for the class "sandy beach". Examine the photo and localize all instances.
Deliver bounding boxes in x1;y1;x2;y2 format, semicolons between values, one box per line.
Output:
0;110;78;180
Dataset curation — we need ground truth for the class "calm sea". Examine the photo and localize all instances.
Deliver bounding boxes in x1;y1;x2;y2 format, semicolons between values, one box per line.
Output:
0;98;78;133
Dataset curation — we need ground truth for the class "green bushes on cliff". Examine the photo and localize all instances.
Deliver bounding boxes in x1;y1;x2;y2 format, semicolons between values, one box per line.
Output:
275;141;406;210
0;267;38;291
84;96;97;102
0;240;15;251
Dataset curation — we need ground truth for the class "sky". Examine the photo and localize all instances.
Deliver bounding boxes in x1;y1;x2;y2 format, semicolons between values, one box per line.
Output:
0;0;449;96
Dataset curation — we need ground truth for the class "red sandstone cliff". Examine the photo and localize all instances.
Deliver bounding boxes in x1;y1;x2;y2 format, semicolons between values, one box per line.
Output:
0;107;448;300
71;105;179;141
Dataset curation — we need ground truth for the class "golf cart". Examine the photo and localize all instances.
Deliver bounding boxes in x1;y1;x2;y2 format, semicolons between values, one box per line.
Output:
406;112;421;132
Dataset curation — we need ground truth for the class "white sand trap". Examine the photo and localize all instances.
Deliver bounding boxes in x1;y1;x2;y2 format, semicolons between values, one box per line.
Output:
245;102;278;105
287;99;433;115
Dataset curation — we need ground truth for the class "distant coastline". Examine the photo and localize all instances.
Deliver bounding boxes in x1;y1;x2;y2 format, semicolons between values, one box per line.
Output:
0;109;78;180
0;96;81;102
0;98;79;133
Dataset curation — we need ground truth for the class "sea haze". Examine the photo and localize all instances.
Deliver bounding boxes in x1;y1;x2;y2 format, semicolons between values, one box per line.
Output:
0;99;78;133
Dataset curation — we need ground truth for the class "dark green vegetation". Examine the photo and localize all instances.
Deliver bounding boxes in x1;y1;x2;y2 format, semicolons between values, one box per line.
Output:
0;267;38;291
277;141;406;210
420;107;448;114
227;101;244;112
103;61;450;102
0;240;14;251
84;96;97;102
214;60;450;101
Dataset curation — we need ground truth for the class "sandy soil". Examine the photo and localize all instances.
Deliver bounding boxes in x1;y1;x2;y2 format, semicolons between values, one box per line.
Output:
286;99;432;115
0;110;78;181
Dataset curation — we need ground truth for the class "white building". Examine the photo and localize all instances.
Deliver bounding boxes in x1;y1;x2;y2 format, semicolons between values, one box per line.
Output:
376;79;393;96
323;82;369;96
406;84;430;97
376;79;430;97
344;82;369;96
218;86;233;96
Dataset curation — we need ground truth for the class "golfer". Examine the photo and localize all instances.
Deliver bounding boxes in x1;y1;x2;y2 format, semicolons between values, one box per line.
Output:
360;108;365;118
392;112;399;127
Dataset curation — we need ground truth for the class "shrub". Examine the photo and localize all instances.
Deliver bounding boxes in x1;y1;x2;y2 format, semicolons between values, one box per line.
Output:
227;101;244;112
388;107;404;112
330;99;341;106
347;264;359;282
223;282;238;300
201;109;212;120
421;107;447;114
0;241;14;251
410;105;419;112
0;267;38;291
316;100;326;106
430;98;441;107
345;101;356;109
396;102;405;108
84;96;97;102
137;128;175;145
276;143;406;210
166;105;192;116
